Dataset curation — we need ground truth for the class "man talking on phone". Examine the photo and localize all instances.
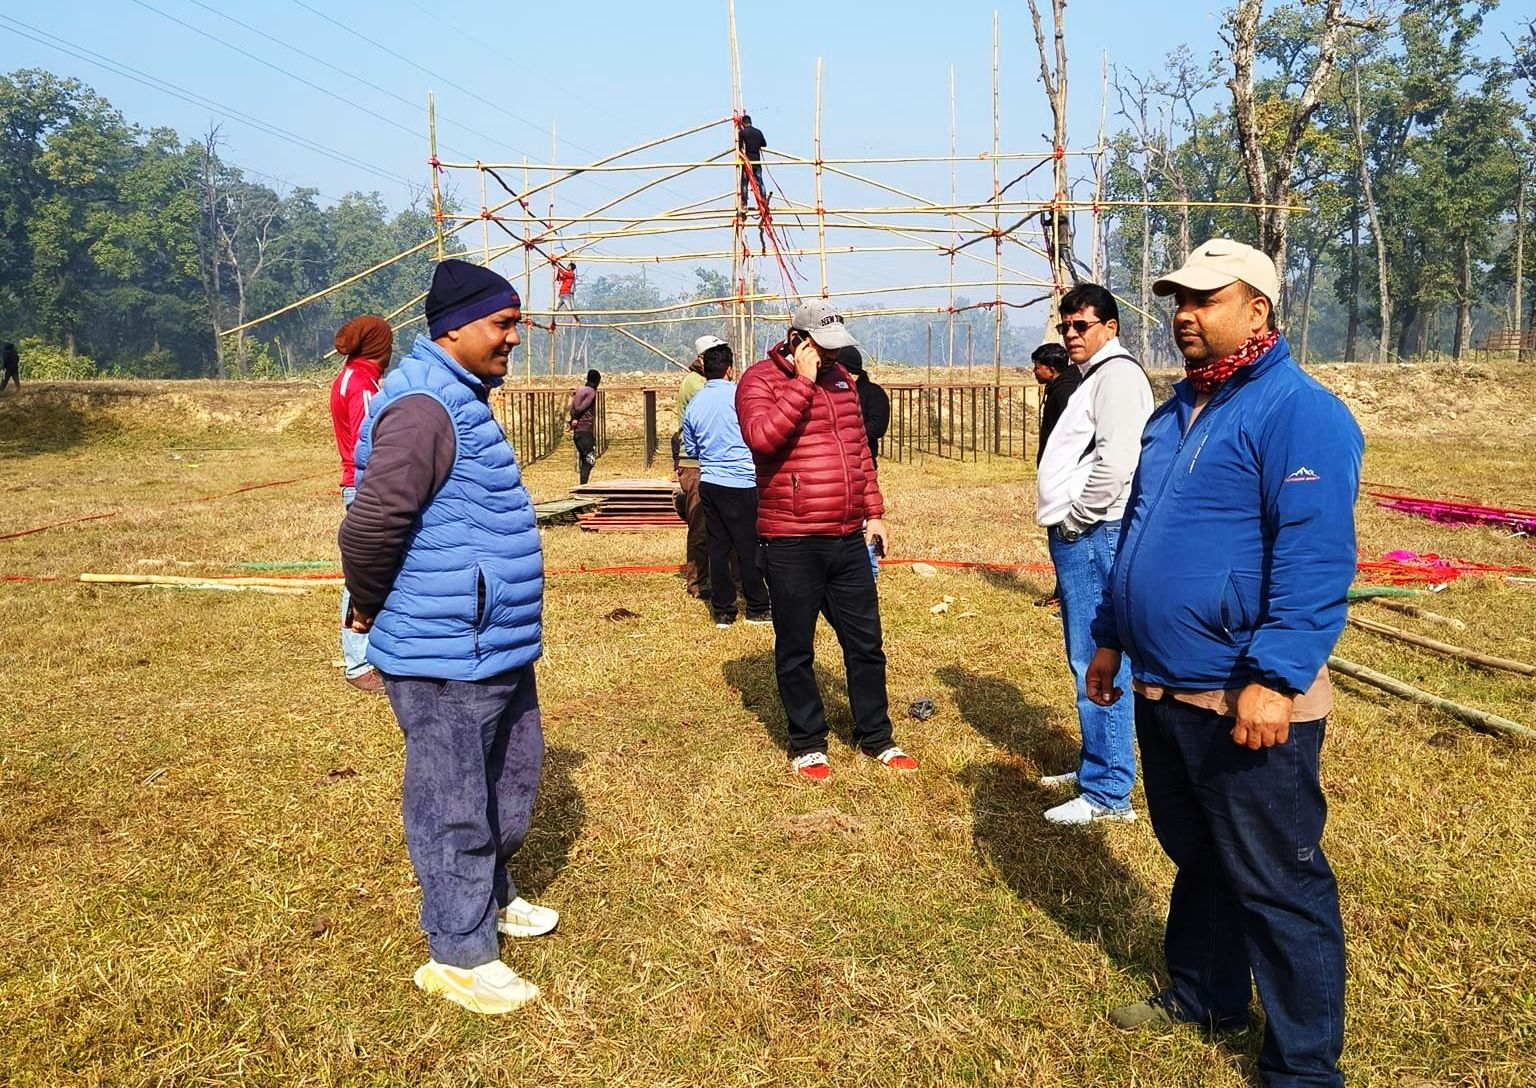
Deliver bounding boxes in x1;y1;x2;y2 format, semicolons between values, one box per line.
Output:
735;300;918;782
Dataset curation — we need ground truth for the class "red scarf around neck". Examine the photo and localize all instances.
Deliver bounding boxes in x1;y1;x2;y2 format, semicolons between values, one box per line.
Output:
1184;329;1279;394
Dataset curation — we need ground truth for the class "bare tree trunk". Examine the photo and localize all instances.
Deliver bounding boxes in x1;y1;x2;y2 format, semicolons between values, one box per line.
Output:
1516;165;1527;363
1227;0;1350;312
1453;237;1472;361
1299;241;1326;365
1344;199;1360;362
200;129;227;380
1351;67;1391;364
1027;0;1070;305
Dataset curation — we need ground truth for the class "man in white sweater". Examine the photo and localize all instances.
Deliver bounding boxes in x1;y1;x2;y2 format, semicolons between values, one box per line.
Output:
1034;284;1154;825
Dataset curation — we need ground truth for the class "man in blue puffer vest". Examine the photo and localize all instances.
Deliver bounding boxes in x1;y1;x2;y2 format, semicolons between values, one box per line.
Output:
340;259;553;1016
1085;239;1362;1088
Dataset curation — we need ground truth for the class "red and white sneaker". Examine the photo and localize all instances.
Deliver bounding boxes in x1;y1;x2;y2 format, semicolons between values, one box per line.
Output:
868;746;919;773
789;752;831;782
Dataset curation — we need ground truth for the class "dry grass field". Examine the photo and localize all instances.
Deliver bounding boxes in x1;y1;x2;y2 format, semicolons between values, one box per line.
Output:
1;365;1533;1087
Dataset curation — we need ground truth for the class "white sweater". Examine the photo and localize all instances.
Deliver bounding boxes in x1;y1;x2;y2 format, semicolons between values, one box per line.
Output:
1035;337;1154;530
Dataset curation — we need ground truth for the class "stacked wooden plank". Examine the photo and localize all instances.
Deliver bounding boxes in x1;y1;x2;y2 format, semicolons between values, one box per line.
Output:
533;497;602;526
571;479;685;532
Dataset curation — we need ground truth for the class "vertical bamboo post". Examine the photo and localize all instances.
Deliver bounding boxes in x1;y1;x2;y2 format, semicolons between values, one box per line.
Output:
547;122;558;378
948;65;958;373
728;0;747;363
991;12;1003;384
815;56;828;298
1092;52;1107;282
522;156;533;385
479;164;490;265
428;91;445;261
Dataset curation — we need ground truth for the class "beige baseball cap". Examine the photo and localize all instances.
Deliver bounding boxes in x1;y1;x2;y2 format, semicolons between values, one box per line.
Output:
1152;238;1279;304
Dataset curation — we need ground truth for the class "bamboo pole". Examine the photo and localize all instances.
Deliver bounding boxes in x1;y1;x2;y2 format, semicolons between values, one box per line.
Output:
1365;597;1467;630
81;573;339;588
1328;655;1535;742
1347;615;1536;676
1091;52;1107;282
479;163;490;265
428;91;445;261
992;11;1003;382
815;56;828;298
948;64;958;374
547;121;558;379
728;0;746;364
442;151;1092;170
523;156;533;384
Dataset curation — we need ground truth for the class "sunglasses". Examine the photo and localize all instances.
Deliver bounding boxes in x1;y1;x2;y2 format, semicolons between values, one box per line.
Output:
1055;318;1104;337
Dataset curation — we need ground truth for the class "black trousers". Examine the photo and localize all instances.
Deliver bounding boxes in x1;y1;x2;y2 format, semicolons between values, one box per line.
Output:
760;531;893;757
698;481;769;620
573;430;595;485
0;369;17;391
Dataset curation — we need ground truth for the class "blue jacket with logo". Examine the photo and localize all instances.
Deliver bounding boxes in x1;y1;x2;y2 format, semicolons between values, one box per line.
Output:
354;336;543;680
1091;337;1362;696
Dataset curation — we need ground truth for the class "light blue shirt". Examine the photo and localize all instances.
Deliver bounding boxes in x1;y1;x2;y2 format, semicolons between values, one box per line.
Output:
681;379;756;488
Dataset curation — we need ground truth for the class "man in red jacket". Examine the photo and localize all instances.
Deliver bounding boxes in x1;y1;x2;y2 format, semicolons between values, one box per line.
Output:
735;300;918;782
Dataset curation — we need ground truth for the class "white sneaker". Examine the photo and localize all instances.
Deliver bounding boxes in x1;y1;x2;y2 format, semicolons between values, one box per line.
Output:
1044;795;1136;826
413;958;539;1014
497;896;559;938
1039;770;1079;790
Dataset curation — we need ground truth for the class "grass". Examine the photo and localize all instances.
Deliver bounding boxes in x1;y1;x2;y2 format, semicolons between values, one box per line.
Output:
1;367;1534;1087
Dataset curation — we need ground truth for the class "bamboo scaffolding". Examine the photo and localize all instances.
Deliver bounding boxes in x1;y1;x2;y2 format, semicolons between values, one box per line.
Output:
1365;597;1467;630
439;151;1095;171
1347;615;1536;677
428;91;444;260
1328;655;1535;742
815;57;828;298
548;121;559;377
991;11;1002;381
948;65;957;373
523;156;533;383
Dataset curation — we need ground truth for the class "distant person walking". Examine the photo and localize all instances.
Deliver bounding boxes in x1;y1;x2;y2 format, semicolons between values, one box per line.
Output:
674;336;718;599
340;258;554;1016
1034;283;1153;825
737;113;767;211
568;368;601;484
1089;239;1362;1088
1;342;19;391
553;260;577;313
330;314;392;693
682;339;770;628
736;300;917;782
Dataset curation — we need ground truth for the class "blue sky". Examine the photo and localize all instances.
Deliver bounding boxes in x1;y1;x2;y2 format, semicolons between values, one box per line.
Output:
2;1;1527;317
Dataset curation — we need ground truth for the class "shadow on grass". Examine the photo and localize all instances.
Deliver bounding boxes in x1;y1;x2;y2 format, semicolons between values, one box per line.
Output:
517;745;586;898
722;650;855;755
0;394;119;458
939;665;1165;983
976;563;1052;598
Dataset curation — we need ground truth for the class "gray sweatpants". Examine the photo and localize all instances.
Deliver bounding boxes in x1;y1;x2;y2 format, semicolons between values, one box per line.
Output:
383;664;544;968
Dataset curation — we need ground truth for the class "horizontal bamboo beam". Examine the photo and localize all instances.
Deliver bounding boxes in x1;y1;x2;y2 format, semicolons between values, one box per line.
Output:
1329;655;1535;742
1365;597;1467;630
1348;615;1536;676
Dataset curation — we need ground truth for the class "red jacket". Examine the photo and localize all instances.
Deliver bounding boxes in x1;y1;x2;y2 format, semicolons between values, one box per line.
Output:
735;346;884;538
330;355;382;487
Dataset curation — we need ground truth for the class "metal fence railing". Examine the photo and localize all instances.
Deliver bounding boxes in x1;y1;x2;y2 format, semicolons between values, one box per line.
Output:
497;388;607;467
878;383;1043;464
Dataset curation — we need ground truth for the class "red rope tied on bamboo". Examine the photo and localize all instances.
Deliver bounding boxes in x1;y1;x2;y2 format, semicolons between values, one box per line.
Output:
428;155;443;173
1052;145;1064;161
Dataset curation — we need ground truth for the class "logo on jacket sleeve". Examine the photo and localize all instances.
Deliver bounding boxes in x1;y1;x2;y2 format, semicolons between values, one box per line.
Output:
1284;466;1320;483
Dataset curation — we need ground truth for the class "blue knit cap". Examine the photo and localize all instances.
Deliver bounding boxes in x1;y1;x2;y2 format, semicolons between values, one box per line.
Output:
426;259;521;339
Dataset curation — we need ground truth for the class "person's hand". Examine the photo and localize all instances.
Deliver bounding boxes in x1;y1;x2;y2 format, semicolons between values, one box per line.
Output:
790;336;820;382
864;518;890;557
347;605;377;634
1231;682;1294;749
1085;648;1124;706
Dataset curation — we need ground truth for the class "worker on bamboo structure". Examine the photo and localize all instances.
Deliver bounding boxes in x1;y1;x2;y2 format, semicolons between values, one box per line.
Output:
1086;239;1362;1088
1034;283;1153;825
329;314;391;694
340;259;555;1016
737;112;767;212
735;300;917;782
553;258;576;313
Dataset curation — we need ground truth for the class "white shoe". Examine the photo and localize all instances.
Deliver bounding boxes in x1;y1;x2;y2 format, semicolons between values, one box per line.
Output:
1039;770;1079;790
497;896;559;938
1044;795;1136;826
413;958;539;1014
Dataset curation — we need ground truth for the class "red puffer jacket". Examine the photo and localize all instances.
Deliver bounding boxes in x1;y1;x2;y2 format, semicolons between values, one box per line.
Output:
735;346;884;538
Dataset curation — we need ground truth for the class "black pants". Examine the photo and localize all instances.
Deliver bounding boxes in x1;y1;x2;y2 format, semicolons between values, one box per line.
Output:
573;430;595;484
0;369;16;391
1136;695;1345;1087
698;481;769;621
739;163;765;208
761;531;893;757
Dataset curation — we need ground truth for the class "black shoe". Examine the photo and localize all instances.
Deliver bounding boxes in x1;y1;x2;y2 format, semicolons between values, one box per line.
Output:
745;611;772;625
713;613;736;628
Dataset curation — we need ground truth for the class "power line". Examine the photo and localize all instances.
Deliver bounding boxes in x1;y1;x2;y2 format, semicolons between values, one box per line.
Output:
0;14;416;190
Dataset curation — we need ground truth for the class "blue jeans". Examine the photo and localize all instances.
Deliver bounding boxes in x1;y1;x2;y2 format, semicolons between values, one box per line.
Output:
339;487;371;678
1047;519;1135;809
384;664;545;969
1136;694;1345;1088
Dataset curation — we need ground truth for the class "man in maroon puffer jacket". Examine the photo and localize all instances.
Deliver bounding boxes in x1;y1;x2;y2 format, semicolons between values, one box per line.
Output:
735;300;919;782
